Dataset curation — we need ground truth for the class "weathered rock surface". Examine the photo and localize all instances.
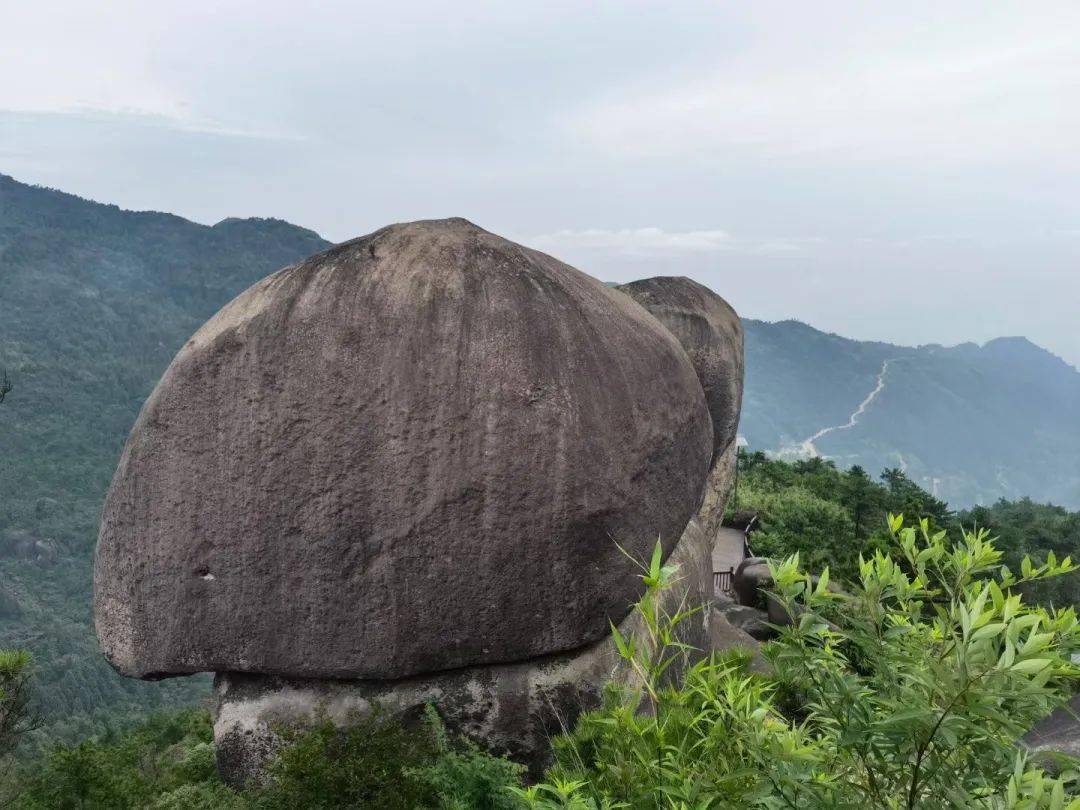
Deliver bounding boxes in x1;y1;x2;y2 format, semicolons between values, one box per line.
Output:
658;438;740;657
734;557;773;608
717;602;774;641
213;441;742;787
1023;693;1080;759
214;584;648;787
708;612;768;672
617;277;743;453
95;218;713;681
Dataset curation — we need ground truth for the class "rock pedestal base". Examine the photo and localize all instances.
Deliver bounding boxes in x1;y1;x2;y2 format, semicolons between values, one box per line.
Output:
213;637;620;788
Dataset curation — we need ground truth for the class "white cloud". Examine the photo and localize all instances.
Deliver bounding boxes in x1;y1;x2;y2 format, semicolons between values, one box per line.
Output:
529;227;733;257
564;13;1080;167
2;1;1077;365
527;228;827;259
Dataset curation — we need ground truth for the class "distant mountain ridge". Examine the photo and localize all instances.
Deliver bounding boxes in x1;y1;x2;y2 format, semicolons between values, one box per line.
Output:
740;319;1080;509
0;172;330;552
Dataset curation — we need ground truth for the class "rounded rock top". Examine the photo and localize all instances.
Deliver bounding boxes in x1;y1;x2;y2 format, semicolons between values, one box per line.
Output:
94;219;713;680
617;276;744;454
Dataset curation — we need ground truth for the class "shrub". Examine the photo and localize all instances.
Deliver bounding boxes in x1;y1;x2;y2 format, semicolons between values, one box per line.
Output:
765;516;1080;806
739;483;861;577
9;708;225;809
9;705;523;809
249;705;523;809
407;704;525;809
250;710;437;809
524;520;1080;808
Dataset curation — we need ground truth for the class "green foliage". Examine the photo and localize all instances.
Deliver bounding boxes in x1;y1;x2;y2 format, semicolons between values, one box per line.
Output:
734;454;1080;617
764;516;1080;807
6;705;523;809
523;652;807;808
739;482;859;577
407;704;525;810
0;649;36;761
737;454;952;527
527;517;1080;808
252;710;437;809
9;709;234;809
607;539;703;709
149;782;249;810
732;453;952;580
257;706;522;810
960;498;1080;611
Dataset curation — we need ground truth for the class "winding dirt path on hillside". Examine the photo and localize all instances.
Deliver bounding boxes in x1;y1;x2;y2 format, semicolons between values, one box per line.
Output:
798;358;897;457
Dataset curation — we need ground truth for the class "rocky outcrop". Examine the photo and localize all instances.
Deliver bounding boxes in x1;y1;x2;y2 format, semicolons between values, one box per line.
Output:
717;604;772;642
93;218;746;784
213;539;693;786
95;219;712;681
0;529;60;565
617;276;744;454
734;557;773;609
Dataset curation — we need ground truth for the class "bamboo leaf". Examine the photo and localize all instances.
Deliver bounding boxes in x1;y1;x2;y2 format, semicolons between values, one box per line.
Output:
1011;658;1052;674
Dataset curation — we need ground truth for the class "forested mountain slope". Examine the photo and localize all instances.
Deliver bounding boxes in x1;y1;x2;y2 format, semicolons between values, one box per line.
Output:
0;175;331;743
740;319;1080;509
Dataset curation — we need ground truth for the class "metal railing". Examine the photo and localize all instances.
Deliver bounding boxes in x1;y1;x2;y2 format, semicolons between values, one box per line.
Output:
743;514;758;558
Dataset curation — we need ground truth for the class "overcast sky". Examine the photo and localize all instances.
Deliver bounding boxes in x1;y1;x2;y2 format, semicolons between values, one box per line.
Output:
2;1;1078;366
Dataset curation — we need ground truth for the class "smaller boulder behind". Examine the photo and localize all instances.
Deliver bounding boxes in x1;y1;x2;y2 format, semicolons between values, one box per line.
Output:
618;276;744;454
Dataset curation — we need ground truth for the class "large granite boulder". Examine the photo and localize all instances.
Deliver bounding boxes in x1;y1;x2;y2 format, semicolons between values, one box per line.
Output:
617;277;743;454
94;218;713;682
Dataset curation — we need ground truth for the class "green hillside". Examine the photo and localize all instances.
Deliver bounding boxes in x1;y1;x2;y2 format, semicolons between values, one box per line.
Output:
740;320;1080;509
0;175;331;745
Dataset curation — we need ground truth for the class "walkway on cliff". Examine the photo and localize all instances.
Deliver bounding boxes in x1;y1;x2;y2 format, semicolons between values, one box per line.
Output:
713;526;747;574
